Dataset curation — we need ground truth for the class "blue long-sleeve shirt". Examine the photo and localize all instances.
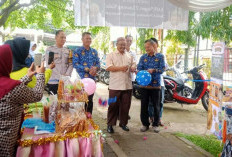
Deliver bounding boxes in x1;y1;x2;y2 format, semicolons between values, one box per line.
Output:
25;55;34;67
137;53;165;87
73;46;100;80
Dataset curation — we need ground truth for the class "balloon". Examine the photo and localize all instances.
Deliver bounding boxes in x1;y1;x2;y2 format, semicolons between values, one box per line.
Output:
136;70;152;86
81;78;96;95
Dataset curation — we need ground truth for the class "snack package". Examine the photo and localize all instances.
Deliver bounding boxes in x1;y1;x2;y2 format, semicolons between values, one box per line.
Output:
24;102;43;119
55;102;91;134
43;105;49;123
55;76;90;134
58;76;88;103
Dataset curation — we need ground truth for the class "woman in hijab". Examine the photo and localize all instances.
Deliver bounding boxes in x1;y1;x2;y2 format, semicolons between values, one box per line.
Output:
0;44;45;157
29;42;37;57
6;37;55;88
25;42;37;67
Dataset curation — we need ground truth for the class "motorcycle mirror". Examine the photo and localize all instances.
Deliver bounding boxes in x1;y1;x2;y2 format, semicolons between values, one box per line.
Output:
199;64;205;68
175;60;181;68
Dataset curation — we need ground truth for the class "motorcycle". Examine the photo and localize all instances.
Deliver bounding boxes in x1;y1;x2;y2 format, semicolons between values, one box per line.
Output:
96;67;110;85
133;81;142;99
165;60;193;99
103;70;110;85
96;56;110;85
96;68;105;82
164;64;209;111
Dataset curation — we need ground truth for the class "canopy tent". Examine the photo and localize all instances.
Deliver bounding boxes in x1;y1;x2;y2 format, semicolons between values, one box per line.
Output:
167;0;232;12
74;0;189;30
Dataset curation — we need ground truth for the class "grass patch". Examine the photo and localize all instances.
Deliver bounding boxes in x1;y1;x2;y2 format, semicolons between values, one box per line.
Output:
175;133;223;157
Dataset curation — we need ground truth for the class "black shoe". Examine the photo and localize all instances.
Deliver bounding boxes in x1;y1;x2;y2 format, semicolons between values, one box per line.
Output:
119;125;129;131
107;125;114;133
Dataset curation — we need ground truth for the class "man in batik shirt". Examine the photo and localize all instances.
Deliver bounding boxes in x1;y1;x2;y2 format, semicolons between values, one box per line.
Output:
73;32;100;114
137;39;165;133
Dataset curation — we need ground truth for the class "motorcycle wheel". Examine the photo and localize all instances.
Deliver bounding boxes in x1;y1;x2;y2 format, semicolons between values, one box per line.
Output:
133;87;142;99
99;70;105;83
183;86;193;98
201;91;209;111
103;71;110;85
95;75;99;82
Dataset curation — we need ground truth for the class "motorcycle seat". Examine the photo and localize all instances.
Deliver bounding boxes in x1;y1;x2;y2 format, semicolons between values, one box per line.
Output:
163;76;184;86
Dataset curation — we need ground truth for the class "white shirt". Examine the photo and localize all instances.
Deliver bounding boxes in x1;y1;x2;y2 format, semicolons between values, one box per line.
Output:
126;49;137;81
160;54;168;87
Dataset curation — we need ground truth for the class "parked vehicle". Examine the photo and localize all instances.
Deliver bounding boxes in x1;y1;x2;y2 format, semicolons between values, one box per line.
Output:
96;54;110;85
96;68;105;82
164;64;209;111
133;81;142;99
165;60;193;100
97;66;109;85
103;70;109;85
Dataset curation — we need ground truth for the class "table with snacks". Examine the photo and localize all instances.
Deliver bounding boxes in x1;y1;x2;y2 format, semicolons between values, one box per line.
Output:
16;76;104;157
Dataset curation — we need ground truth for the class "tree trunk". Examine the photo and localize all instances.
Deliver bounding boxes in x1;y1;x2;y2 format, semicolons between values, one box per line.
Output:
184;46;190;71
196;35;200;66
161;29;163;52
193;38;197;66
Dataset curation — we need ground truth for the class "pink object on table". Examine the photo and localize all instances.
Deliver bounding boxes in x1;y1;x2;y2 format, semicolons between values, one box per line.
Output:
23;128;34;134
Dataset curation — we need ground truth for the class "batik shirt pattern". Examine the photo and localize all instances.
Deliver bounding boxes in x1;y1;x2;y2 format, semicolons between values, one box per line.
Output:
137;53;165;87
73;46;100;80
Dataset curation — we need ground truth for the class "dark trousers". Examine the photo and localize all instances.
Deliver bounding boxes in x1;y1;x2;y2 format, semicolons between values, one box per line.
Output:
85;94;94;114
47;84;58;95
160;86;165;118
107;89;132;126
148;86;164;118
141;88;160;127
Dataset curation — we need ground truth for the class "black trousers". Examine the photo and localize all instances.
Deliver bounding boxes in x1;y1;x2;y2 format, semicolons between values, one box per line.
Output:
47;84;58;95
85;94;94;114
140;88;161;127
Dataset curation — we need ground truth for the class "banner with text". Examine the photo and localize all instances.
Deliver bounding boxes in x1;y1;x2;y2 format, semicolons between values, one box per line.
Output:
74;0;189;30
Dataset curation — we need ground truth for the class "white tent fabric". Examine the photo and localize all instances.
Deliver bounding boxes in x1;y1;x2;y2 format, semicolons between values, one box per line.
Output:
74;0;189;30
167;0;232;12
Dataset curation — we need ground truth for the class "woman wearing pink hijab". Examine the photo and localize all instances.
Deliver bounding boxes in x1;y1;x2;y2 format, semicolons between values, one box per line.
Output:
0;45;45;157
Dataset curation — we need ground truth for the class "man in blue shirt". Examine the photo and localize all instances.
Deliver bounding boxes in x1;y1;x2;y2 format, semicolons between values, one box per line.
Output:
137;39;165;133
148;38;168;127
73;32;100;114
